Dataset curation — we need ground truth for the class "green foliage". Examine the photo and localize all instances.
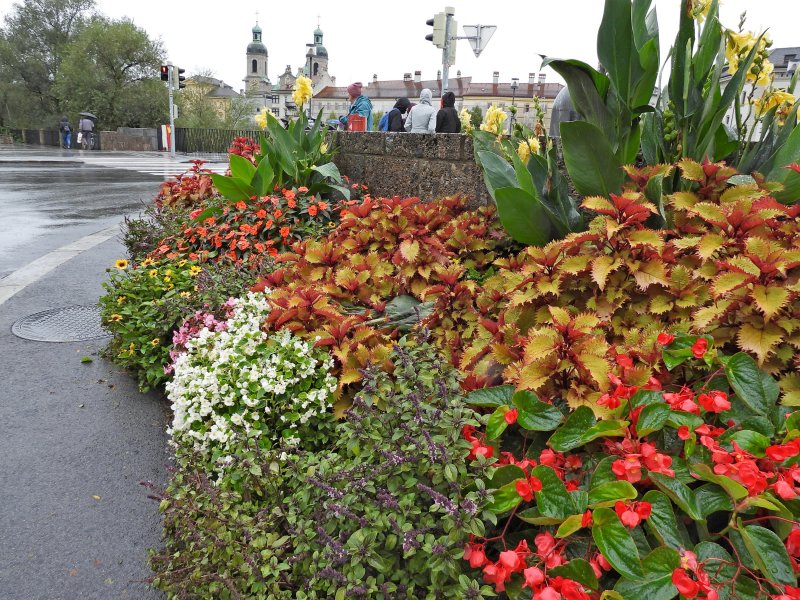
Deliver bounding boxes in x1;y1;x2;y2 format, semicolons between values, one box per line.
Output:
54;16;167;128
211;109;349;203
99;257;258;391
152;341;493;599
463;343;800;597
469;106;483;129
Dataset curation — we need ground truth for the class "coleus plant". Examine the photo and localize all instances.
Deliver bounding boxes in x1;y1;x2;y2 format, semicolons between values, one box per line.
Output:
462;335;800;599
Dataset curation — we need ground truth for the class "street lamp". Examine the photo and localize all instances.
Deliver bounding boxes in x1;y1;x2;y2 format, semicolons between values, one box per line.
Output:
508;77;519;135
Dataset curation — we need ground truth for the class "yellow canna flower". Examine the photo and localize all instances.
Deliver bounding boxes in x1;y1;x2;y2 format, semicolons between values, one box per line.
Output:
320;142;329;154
517;137;541;163
755;89;796;124
116;296;126;305
459;108;474;132
114;259;128;270
292;75;314;108
726;30;773;85
689;0;711;22
480;105;508;136
255;107;270;130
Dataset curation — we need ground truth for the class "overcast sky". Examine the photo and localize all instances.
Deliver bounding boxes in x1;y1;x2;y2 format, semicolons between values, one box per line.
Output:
2;1;798;92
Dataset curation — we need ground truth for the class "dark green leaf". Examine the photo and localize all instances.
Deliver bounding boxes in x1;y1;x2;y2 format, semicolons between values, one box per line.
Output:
598;0;636;103
531;466;573;519
548;406;595;452
649;472;702;520
228;153;257;183
591;456;619;487
486;480;522;515
512;391;564;431
588;481;638;506
694;541;760;600
560;121;625;198
210;174;255;201
725;352;779;416
694;483;734;518
637;403;671;437
493;186;552;246
592;507;644;579
466;385;515;407
740;524;796;585
630;389;666;408
641;490;684;549
728;430;770;457
614;547;680;600
477;150;518;197
689;463;748;500
549;559;599;590
488;465;527;489
250;157;275;197
486;406;511;441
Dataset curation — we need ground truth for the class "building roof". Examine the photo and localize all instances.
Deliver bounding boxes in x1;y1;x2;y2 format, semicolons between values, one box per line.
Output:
188;76;240;98
769;46;800;68
313;77;564;100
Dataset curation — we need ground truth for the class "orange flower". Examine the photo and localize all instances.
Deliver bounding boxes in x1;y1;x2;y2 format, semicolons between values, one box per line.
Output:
265;219;273;229
236;201;247;210
280;226;290;238
283;189;296;201
274;209;283;218
254;242;266;253
308;205;318;216
256;209;267;219
318;201;328;210
268;247;278;256
287;198;297;208
298;186;308;193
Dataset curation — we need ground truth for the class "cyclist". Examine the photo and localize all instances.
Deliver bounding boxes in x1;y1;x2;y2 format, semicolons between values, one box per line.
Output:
78;115;95;149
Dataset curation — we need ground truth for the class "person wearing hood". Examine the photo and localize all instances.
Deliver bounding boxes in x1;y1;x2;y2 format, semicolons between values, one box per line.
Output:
435;91;461;133
385;97;411;132
404;88;437;133
58;115;72;148
339;82;374;131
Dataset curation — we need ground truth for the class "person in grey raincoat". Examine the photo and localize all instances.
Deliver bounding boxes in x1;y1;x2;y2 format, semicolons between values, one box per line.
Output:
404;88;437;133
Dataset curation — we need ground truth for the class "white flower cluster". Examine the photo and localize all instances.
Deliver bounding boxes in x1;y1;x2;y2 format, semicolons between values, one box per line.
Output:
166;291;337;472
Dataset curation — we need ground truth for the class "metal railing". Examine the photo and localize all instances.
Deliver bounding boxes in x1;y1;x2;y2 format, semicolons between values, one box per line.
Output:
8;128;62;146
175;127;262;154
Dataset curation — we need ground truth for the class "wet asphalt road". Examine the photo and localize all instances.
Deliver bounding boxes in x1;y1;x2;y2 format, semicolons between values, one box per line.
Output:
0;146;173;599
0;147;164;279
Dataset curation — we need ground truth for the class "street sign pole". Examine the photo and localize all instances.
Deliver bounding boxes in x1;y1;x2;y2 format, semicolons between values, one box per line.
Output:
167;61;176;156
441;7;455;93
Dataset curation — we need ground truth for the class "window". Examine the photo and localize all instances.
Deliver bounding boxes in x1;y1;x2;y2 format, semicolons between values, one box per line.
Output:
313;62;319;76
272;108;280;116
252;59;258;74
271;95;279;104
524;104;530;113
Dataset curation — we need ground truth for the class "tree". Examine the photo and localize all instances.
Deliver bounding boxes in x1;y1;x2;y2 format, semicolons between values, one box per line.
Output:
469;106;483;129
0;0;96;125
54;17;167;129
176;70;255;129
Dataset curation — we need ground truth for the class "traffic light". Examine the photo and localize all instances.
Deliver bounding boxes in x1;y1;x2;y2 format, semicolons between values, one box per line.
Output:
160;64;169;81
425;13;446;48
175;67;186;90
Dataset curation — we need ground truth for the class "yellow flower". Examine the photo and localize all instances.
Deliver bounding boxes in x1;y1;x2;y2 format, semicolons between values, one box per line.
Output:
108;314;123;322
459;108;474;132
517;137;541;163
177;260;187;267
189;265;202;277
116;296;126;305
255;107;270;130
114;259;128;270
179;291;191;298
148;269;158;278
140;258;154;267
163;276;172;283
755;89;796;123
128;342;136;354
480;104;508;136
292;75;313;108
150;338;160;347
689;0;711;22
320;142;329;154
726;30;773;85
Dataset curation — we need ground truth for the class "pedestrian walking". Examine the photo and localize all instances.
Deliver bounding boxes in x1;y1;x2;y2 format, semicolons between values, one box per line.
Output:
339;82;373;131
385;98;411;132
435;91;461;133
58;116;72;148
404;88;437;133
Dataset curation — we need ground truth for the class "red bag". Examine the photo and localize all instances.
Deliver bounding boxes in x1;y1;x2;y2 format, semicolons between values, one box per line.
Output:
347;114;366;131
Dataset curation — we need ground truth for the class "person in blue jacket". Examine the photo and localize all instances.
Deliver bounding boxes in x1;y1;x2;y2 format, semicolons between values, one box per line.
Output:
339;82;373;130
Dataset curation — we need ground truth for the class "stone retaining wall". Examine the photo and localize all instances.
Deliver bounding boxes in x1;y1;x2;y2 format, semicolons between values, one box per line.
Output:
98;129;158;151
328;132;489;208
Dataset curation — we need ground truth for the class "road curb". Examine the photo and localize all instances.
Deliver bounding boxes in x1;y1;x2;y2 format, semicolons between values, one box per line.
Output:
0;225;120;306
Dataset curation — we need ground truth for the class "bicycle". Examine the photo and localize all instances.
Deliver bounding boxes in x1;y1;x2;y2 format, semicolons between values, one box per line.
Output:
80;131;95;150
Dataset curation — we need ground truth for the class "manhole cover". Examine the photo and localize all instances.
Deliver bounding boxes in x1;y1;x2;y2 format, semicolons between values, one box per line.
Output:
11;305;110;342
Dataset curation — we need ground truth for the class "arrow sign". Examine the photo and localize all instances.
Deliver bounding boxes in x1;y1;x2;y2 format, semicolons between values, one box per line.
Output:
462;24;497;57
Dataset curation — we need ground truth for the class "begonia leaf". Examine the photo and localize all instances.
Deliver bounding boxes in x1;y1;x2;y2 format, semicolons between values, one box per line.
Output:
531;466;574;519
512;390;564;431
739;524;796;586
694;483;734;518
588;481;638;507
641;490;685;550
689;463;748;500
466;385;515;407
485;480;522;515
636;403;671;437
648;472;702;521
694;542;760;600
591;507;644;580
614;547;680;600
724;352;779;416
548;406;596;452
486;406;510;440
549;558;599;590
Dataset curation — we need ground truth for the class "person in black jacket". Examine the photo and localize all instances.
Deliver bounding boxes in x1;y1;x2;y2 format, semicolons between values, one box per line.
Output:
387;97;411;132
435;91;461;133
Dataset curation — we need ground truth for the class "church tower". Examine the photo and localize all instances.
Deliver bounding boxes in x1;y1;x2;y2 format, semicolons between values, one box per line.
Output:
243;20;270;94
304;23;334;88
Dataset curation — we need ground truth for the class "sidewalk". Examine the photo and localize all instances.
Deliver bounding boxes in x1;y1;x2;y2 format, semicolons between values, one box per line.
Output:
0;231;168;599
